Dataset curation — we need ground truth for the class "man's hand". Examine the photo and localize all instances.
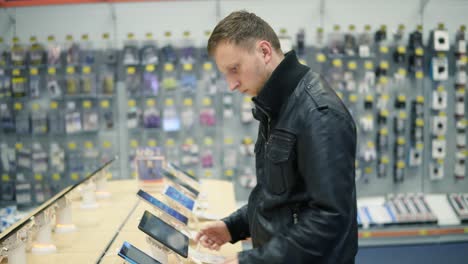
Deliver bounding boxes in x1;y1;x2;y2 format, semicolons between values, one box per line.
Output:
194;220;232;251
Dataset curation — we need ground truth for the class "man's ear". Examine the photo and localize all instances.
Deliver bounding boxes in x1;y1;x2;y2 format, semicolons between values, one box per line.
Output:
257;40;273;63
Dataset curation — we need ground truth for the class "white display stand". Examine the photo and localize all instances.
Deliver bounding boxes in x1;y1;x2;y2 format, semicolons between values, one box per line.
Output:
31;209;57;254
95;171;112;199
54;196;77;233
1;230;28;264
145;236;171;264
80;180;99;209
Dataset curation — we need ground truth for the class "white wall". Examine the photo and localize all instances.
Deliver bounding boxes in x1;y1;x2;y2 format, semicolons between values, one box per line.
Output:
0;0;467;48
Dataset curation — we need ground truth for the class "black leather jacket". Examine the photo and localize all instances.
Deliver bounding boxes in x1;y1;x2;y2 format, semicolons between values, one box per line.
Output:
223;52;358;264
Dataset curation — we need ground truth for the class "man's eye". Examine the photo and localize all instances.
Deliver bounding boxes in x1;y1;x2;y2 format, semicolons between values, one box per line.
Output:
230;67;237;73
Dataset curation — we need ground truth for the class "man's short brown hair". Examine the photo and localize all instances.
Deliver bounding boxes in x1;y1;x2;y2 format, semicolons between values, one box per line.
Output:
207;10;282;56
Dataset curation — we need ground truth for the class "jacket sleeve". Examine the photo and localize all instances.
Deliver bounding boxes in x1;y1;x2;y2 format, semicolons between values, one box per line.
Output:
222;204;250;243
238;107;357;263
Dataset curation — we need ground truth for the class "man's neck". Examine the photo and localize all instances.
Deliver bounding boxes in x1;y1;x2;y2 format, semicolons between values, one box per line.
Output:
266;52;285;78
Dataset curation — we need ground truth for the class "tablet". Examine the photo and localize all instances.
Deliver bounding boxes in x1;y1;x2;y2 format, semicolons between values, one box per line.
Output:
118;241;161;264
137;189;188;225
138;211;189;258
161;168;199;197
168;162;199;182
164;185;195;211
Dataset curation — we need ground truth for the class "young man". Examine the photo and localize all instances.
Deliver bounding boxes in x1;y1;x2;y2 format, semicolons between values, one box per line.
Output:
195;11;358;264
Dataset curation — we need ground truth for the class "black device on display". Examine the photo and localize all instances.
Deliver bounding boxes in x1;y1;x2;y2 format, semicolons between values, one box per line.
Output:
161;168;199;197
118;241;161;264
138;210;189;258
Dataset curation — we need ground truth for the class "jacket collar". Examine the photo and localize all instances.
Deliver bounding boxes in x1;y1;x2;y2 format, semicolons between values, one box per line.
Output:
252;50;309;119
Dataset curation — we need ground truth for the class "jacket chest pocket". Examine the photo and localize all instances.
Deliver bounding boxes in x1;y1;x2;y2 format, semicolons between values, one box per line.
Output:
265;131;296;195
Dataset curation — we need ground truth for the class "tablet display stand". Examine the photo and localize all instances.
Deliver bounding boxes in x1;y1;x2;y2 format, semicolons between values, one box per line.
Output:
31;209;57;254
80;180;99;209
145;235;181;264
54;196;77;233
95;170;112;199
1;226;30;264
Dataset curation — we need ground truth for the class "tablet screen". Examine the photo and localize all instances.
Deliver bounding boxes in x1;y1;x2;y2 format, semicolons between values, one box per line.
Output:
118;241;161;264
164;185;195;211
137;189;188;225
138;211;189;258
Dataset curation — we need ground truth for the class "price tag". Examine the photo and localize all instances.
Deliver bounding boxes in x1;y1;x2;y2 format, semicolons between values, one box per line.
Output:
203;62;213;71
146;99;155;107
14;102;22;111
379;46;389;54
100;100;109;109
164;63;174;72
127;67;136;75
398;68;407;77
416;118;424;127
415;48;424;56
416;96;424;103
148;140;157;147
381;156;389;164
204;137;213;146
84;141;93;149
128;100;136;107
397;46;406;54
202;97;212;106
103;141;112;149
316;53;326;63
130;140;139;148
66;66;75;74
50;101;58;109
71;173;79;181
364;167;373;174
416;143;424;150
380;110;389;117
332;59;342;68
397;137;406;145
2;174;10;182
225;170;234;177
348;61;357;70
397;161;405;169
68;142;77;150
15;143;23;150
83;100;92;109
165;98;174;106
224;137;234;145
349;94;357;103
183;98;193;106
52;173;61;181
379;76;388;84
364;61;373;70
30;68;39;75
181;138;193;146
183;63;193;71
146;65;155;72
12;69;20;76
204;170;213;177
82;66;91;74
415;71;424;79
48;67;56;75
380;61;389;70
34;174;43;181
132;171;138;178
362;232;372;238
166;139;175;147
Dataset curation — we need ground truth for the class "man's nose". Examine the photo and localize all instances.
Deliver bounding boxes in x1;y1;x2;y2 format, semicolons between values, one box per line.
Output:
228;80;239;91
